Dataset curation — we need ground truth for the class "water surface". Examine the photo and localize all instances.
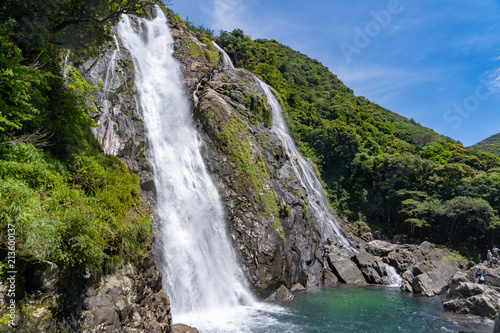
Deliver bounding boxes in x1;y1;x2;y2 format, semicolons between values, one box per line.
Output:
262;285;494;333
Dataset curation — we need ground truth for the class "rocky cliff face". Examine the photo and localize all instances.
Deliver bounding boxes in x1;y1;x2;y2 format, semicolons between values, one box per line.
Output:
168;15;363;294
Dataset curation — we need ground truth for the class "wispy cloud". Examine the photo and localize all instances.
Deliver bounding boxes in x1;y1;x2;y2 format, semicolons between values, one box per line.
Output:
212;0;246;31
484;67;500;93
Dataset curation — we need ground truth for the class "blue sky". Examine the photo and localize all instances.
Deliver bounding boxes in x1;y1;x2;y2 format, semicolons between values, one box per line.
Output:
166;0;500;146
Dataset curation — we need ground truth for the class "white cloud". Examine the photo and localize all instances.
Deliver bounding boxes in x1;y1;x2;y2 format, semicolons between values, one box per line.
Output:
485;67;500;93
212;0;246;31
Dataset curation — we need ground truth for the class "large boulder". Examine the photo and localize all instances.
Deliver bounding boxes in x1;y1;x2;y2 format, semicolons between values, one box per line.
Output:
265;285;295;302
412;271;453;297
443;292;500;318
352;251;387;284
172;324;200;333
327;253;365;284
443;266;500;319
365;240;398;257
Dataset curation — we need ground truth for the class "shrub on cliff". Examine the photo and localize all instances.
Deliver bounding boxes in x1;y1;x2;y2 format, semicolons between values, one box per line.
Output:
0;143;150;272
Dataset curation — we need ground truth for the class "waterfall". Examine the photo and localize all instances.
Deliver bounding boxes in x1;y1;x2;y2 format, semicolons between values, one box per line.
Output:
213;41;235;69
256;78;355;252
93;35;122;155
383;264;403;287
116;8;278;331
193;81;201;107
211;41;352;250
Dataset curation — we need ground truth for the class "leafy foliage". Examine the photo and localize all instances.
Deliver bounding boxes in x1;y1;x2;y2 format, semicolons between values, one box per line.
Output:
472;132;500;157
216;30;500;254
0;143;150;271
0;20;49;132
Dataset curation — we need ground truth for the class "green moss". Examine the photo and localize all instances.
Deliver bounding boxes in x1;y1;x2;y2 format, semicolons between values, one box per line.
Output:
241;91;272;127
273;217;285;238
442;250;468;264
186;41;203;59
180;37;220;65
214;115;281;234
0;313;9;325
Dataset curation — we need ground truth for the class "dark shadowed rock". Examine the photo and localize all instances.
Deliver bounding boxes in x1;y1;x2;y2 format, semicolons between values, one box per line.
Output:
26;261;60;295
494;312;500;333
265;285;295;302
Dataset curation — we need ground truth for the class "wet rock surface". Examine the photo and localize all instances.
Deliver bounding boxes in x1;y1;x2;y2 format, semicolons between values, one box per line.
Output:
192;66;355;294
443;264;500;319
366;240;467;297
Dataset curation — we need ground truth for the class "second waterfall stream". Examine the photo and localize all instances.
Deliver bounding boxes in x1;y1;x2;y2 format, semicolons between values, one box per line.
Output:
116;8;290;333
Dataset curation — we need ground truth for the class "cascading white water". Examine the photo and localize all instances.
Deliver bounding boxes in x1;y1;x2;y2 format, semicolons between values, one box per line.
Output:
210;42;353;252
256;79;355;252
93;36;122;155
383;264;403;287
213;41;235;69
116;9;294;331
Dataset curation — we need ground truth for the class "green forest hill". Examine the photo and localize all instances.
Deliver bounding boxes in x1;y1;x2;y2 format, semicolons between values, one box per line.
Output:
472;132;500;157
215;29;500;257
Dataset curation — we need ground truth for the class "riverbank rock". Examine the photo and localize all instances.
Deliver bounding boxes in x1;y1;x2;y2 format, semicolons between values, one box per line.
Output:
352;251;387;284
265;285;295;302
365;240;398;257
326;251;365;284
172;324;200;333
442;265;500;319
494;312;500;333
365;240;467;296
